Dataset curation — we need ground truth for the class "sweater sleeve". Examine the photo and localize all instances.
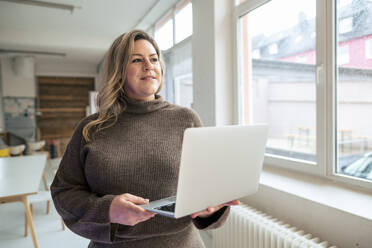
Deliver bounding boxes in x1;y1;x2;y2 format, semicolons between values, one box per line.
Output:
188;109;231;230
50;117;117;243
188;108;203;128
193;206;230;230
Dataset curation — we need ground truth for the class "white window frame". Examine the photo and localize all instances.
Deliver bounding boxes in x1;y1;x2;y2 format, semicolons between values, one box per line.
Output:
151;0;193;52
233;0;372;190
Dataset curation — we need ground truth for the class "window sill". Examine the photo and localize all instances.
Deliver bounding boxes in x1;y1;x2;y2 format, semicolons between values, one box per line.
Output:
258;165;372;221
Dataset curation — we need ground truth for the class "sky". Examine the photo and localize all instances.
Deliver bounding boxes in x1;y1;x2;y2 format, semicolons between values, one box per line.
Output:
248;0;316;37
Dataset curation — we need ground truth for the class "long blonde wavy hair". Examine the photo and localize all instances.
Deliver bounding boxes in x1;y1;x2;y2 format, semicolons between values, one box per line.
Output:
82;30;164;142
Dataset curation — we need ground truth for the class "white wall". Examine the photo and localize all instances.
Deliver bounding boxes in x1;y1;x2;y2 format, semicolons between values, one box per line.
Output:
192;0;234;127
0;57;36;97
0;56;37;139
36;60;97;80
0;61;4;131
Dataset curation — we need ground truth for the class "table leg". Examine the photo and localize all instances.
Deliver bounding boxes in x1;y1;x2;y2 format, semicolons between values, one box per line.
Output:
42;172;48;190
21;196;39;248
62;219;66;230
25;212;28;236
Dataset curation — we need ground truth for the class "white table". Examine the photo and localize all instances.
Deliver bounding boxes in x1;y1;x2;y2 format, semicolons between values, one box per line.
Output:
0;154;47;248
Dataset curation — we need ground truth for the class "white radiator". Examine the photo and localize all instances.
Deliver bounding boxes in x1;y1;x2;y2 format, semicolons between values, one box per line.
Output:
212;205;337;248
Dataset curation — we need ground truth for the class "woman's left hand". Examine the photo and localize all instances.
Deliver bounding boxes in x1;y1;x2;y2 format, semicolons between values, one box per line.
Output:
190;200;240;219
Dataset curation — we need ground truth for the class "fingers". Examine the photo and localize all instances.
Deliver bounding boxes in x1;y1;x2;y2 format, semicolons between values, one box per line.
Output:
230;200;240;205
120;193;155;217
124;200;148;214
222;200;240;207
109;193;155;226
122;193;149;205
125;210;155;226
191;207;217;219
190;211;204;219
190;200;241;219
123;201;155;226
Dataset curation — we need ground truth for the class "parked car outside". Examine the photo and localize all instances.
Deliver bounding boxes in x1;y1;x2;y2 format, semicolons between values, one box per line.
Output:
342;152;372;180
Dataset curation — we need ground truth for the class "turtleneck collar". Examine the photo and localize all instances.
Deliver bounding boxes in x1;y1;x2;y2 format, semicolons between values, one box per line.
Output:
122;94;169;114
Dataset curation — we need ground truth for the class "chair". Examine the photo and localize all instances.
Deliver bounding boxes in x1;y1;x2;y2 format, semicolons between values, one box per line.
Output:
6;132;28;155
9;144;26;156
25;157;65;236
28;140;46;155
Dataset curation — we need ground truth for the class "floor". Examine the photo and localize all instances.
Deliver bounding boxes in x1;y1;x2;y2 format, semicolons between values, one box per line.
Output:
0;200;90;248
0;200;212;248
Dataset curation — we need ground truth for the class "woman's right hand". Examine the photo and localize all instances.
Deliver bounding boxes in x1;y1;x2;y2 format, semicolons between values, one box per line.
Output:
109;193;155;226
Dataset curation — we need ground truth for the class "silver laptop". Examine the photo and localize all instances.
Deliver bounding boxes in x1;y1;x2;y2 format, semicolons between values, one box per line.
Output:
141;124;268;218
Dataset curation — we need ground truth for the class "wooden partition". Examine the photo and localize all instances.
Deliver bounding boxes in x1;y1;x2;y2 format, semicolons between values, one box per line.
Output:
37;76;94;156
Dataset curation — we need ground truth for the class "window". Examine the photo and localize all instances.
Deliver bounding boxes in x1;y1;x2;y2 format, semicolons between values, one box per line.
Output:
235;0;372;188
155;14;174;51
336;2;372;182
152;0;194;106
174;74;193;108
339;17;352;34
237;0;316;164
175;0;192;43
366;38;372;59
153;0;193;51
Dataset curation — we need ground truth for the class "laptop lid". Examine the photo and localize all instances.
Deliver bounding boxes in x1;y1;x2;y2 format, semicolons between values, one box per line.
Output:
174;124;268;218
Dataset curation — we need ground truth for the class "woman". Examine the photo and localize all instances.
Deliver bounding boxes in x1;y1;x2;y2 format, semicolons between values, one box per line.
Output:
51;30;238;248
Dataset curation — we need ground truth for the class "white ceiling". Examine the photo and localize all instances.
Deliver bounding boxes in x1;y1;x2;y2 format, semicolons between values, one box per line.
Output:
0;0;177;67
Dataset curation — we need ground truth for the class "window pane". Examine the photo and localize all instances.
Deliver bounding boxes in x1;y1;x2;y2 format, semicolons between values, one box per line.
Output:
239;0;317;162
175;2;192;43
174;74;193;108
336;0;372;181
155;18;173;51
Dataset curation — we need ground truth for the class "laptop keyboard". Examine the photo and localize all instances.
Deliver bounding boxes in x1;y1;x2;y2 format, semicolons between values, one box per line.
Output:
155;202;176;212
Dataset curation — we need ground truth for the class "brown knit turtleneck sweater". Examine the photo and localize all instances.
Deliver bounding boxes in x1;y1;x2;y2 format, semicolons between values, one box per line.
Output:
51;95;230;248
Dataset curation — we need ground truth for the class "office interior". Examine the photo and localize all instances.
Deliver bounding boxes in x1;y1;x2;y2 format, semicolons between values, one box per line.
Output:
0;0;371;247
